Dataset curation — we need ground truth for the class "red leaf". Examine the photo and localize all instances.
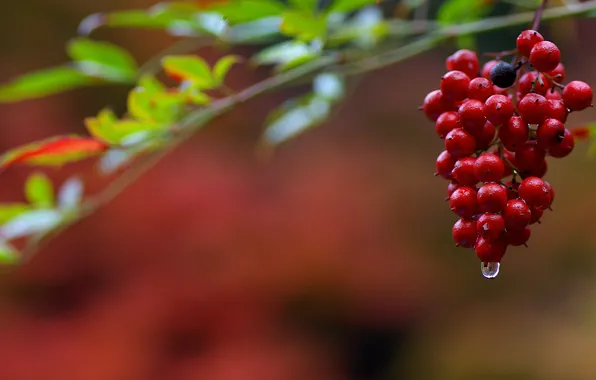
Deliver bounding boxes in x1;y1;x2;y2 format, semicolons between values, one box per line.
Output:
571;126;590;141
1;136;108;169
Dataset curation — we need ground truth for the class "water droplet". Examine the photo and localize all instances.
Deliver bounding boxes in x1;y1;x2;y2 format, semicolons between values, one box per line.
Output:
481;262;500;279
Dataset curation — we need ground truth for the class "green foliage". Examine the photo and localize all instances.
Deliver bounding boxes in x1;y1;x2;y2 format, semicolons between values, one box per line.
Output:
67;38;138;82
437;0;496;48
25;173;55;209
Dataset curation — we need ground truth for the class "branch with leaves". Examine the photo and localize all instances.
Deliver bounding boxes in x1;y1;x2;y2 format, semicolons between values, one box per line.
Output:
1;0;596;263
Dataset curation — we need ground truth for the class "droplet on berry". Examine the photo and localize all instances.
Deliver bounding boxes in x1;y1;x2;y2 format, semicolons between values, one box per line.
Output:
481;261;500;279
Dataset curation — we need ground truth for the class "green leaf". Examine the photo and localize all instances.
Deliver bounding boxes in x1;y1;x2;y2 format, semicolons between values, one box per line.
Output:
138;75;167;94
224;17;282;44
162;55;215;88
0;66;94;103
127;86;186;123
0;203;32;224
212;55;242;85
328;0;378;13
57;177;84;211
67;38;138;82
0;209;63;240
0;242;18;264
252;41;320;70
86;117;165;146
281;11;327;40
25;172;54;209
437;0;494;25
328;6;388;48
288;0;318;12
209;0;285;24
263;94;331;145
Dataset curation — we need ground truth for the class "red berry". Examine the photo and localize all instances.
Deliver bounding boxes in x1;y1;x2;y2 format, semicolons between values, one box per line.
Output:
482;60;499;79
475;236;507;262
545;89;562;101
515;140;546;172
441;70;471;101
547;128;574;158
452;219;477;248
447;181;460;198
505;226;531;246
529;41;561;73
499;116;529;152
543;180;554;205
518;176;552;210
536;118;565;150
546;99;568;122
468;77;494;102
502;150;516;177
546;63;565;83
458;99;487;134
562;81;593;111
517;71;551;96
518;93;548;124
474;153;504;182
485;94;514;126
422;90;456;121
518;158;547;179
473;121;496;151
452;157;478;186
435;111;460;139
503;199;531;230
447;49;479;79
504;181;519;200
530;206;543;224
450;186;478;218
436;150;457;179
445;128;476;158
477;213;505;241
516;30;544;57
477;182;508;213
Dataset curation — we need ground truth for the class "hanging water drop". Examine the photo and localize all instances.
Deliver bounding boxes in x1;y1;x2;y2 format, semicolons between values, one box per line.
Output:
481;262;500;279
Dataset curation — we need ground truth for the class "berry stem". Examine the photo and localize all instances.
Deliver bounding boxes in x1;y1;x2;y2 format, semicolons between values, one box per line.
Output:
531;0;549;32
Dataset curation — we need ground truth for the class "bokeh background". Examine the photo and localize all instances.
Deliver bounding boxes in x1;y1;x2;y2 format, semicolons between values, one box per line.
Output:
1;1;596;379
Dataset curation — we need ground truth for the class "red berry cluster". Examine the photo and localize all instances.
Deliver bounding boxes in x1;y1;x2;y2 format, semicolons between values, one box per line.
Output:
422;30;593;277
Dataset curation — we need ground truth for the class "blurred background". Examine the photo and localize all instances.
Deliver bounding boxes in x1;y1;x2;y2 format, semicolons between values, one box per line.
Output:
1;0;596;379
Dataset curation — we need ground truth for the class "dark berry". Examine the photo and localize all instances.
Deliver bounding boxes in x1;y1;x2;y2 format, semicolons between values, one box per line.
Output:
482;60;499;79
490;61;517;89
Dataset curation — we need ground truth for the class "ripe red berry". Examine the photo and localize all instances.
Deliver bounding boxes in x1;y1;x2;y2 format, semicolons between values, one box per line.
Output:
543;180;554;205
473;121;496;151
518;93;548;124
536;118;565;150
518;176;552;210
530;206;543;224
546;99;568;122
499;116;529;152
517;71;551;96
475;236;507;262
447;49;480;79
422;90;456;121
562;81;593;111
545;89;562;101
546;63;565;82
518;158;547;179
485;94;514;126
547;128;574;158
515;140;546;172
452;157;478;186
477;213;505;241
474;153;504;182
436;150;457;179
529;41;561;73
477;182;508;213
435;111;460;139
516;30;544;57
441;70;471;101
468;77;494;102
452;219;477;248
505;226;531;246
482;60;499;79
447;181;460;198
450;186;478;218
445;128;476;158
503;199;531;230
458;99;487;134
504;180;519;200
